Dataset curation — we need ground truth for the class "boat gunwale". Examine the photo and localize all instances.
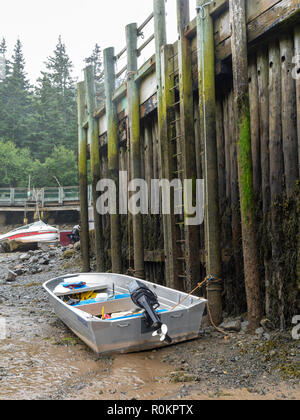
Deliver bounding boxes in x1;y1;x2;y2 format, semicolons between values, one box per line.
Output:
43;273;208;325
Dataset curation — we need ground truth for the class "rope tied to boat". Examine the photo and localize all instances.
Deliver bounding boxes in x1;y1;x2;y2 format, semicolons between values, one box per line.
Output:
171;275;231;338
171;275;214;311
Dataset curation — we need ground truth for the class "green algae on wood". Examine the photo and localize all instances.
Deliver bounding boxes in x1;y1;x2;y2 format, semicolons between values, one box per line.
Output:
77;81;90;272
126;23;145;279
177;0;200;292
84;65;105;272
229;0;262;333
197;0;223;325
104;47;123;274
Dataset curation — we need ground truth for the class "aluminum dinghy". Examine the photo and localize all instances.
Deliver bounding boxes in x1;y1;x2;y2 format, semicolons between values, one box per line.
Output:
43;273;207;354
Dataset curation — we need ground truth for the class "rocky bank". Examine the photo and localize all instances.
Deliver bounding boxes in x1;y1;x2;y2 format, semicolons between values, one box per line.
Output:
0;246;299;400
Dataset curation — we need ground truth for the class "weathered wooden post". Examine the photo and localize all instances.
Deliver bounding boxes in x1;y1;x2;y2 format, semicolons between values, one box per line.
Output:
154;0;182;289
257;48;270;214
248;55;261;196
177;0;200;292
295;26;300;178
269;41;285;328
280;34;298;195
126;23;145;279
161;44;184;291
104;47;123;274
77;81;90;272
295;26;300;291
196;0;223;325
229;0;262;333
84;65;105;272
257;47;271;317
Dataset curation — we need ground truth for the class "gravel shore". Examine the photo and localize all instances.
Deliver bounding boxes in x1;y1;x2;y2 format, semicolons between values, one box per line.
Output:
0;247;299;400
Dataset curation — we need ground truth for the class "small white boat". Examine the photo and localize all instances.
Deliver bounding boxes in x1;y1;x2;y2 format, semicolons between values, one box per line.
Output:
43;273;207;355
0;221;59;244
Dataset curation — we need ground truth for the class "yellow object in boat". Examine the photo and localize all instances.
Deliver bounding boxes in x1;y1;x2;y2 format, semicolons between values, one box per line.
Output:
73;291;98;301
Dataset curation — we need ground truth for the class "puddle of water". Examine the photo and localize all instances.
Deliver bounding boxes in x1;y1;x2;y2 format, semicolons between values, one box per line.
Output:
0;309;179;400
0;339;103;400
63;351;180;401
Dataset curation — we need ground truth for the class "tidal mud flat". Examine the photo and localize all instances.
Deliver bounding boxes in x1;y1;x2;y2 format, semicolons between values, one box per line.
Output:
0;250;299;401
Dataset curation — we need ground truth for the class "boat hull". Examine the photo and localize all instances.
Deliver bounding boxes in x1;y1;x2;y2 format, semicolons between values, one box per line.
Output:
43;273;207;355
0;222;59;244
2;233;59;244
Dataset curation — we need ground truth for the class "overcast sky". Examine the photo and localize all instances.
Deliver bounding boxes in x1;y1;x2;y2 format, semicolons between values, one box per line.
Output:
0;0;197;84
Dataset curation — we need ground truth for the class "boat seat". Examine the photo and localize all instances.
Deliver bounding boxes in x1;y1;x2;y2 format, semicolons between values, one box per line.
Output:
75;295;138;317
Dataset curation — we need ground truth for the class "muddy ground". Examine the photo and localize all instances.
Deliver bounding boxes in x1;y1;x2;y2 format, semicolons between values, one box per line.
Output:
0;248;299;401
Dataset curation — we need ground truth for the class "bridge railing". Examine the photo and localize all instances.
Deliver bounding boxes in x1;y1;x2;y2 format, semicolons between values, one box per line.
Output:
0;186;83;207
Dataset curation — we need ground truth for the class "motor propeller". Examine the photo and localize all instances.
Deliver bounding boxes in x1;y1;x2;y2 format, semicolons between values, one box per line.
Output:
129;280;172;344
152;324;171;343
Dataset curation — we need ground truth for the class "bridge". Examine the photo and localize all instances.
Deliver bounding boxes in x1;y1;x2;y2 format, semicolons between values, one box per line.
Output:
0;186;92;212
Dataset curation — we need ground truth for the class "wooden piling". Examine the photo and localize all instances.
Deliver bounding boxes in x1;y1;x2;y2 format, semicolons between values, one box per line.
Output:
269;41;284;201
257;47;271;317
196;0;223;325
295;26;300;296
77;81;90;272
160;44;183;291
280;34;298;195
223;94;231;205
215;97;226;214
257;48;270;214
228;89;243;307
295;26;300;179
104;47;123;274
229;0;262;333
269;40;285;328
177;0;201;292
154;0;183;290
126;23;145;279
84;65;105;272
248;54;261;196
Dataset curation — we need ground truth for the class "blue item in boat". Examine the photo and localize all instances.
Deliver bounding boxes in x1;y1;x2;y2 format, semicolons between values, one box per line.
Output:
62;282;87;290
109;309;168;321
73;294;131;307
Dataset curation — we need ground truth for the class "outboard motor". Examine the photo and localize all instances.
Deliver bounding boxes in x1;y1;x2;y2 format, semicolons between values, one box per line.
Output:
129;280;172;344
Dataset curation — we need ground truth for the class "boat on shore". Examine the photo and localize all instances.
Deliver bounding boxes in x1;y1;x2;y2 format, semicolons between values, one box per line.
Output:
0;221;59;245
43;273;207;355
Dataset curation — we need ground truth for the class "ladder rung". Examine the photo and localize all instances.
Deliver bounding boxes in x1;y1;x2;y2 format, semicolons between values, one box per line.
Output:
172;152;182;158
168;68;179;77
177;257;185;261
168;53;178;61
169;85;179;91
170;118;181;125
178;275;187;278
174;170;184;175
170;134;183;142
176;222;185;226
170;100;181;108
176;240;186;244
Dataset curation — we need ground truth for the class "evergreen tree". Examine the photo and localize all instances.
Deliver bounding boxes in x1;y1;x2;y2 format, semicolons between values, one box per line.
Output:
85;43;105;107
85;43;103;83
0;39;34;149
0;38;7;54
37;36;77;154
0;37;9;78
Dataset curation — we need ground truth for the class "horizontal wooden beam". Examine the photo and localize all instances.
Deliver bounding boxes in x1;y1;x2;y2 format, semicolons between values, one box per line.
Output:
215;0;300;62
92;0;299;122
209;0;228;16
0;206;80;212
94;55;156;120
